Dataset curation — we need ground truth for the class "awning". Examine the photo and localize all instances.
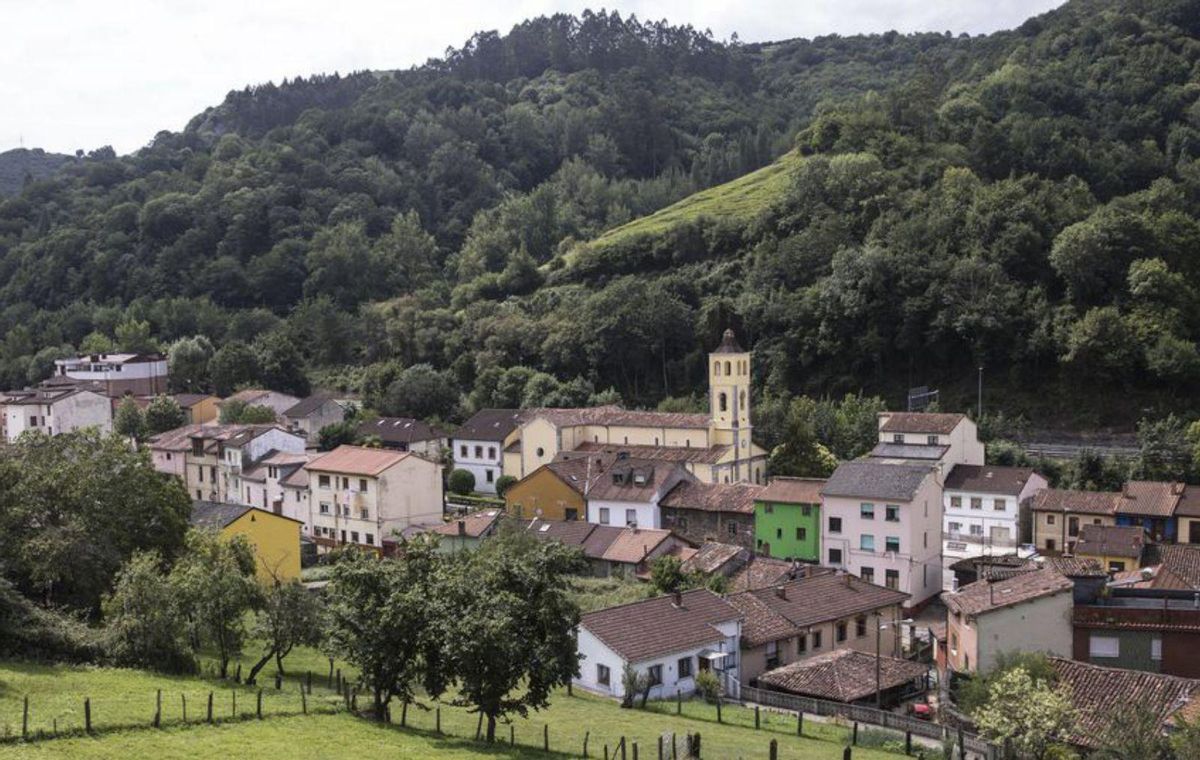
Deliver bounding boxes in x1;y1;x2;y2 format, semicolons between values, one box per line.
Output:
698;650;730;661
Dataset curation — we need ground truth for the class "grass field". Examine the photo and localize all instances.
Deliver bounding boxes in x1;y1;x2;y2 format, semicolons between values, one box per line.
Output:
0;658;909;759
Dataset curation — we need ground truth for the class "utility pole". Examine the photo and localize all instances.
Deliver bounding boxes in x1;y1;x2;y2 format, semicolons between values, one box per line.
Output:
875;616;882;709
977;366;983;419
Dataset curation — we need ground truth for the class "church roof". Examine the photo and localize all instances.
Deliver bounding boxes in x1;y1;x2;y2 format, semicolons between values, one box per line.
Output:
711;329;745;354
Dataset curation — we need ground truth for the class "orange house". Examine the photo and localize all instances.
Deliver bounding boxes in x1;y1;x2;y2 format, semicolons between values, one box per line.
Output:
504;458;594;521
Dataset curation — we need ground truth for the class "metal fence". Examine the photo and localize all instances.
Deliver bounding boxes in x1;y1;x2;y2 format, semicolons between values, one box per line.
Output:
741;685;1002;758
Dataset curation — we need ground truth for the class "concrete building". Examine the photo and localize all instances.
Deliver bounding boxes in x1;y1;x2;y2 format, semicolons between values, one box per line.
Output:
2;387;112;442
283;394;346;445
306;445;444;554
659;481;764;550
944;567;1074;674
52;352;168;396
942;464;1047;590
584;458;695;530
821;460;944;609
452;409;524;494
754;477;826;562
872;412;985;471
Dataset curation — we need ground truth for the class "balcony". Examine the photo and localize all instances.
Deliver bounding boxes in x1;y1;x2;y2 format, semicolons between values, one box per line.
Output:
945;531;1016;549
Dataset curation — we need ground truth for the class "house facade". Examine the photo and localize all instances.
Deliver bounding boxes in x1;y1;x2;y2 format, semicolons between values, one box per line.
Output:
52;352;168;396
2;388;112;442
659;481;764;550
1113;480;1184;543
504;458;591;521
753;477;825;562
1075;524;1145;572
942;464;1047;589
190;502;303;582
1031;488;1118;554
820;460;943;609
874;412;985;470
575;589;743;701
283;394;345;445
584;459;695;530
452;409;523;494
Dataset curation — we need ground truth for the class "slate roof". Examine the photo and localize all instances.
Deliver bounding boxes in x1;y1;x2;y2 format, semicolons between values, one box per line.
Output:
1031;488;1118;516
726;557;811;593
680;542;747;575
757;477;825;505
1048;657;1200;750
358;416;447;444
306;445;411;476
580;589;741;663
869;442;949;461
455;409;525;441
581;525;625;559
1114;480;1185;518
1076;524;1145;559
573;441;730;465
757;650;929;703
190;501;301;529
660;481;764;514
283;393;340;419
523;517;600;547
944;567;1072;617
711;328;745;354
584;460;692;503
944;465;1038;496
728;572;910;647
822;461;933;502
879;412;965;435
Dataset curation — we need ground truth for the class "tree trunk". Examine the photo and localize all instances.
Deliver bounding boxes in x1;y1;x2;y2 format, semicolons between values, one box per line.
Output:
486;713;497;743
275;645;292;675
246;648;278;685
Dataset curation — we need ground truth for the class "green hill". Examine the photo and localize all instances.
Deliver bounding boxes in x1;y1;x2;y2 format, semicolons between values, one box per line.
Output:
0;148;75;196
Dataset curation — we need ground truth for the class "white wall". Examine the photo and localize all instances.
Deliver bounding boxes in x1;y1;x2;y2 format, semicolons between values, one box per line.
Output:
453;437;504;494
974;590;1073;673
589;499;660;529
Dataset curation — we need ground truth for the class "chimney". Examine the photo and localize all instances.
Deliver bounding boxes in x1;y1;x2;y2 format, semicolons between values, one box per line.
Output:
774;585;787;600
457;520;466;536
844;574;852;588
1173;482;1185;495
672;591;683;607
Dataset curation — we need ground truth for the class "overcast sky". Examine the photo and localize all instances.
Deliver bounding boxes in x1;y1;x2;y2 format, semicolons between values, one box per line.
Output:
2;0;1064;155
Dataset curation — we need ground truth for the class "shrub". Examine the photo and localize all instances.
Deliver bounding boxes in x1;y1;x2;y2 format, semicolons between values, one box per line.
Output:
448;468;476;495
694;669;721;702
495;474;518;497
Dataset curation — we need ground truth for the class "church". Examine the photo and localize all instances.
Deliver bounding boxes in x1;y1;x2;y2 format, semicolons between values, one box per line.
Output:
494;329;768;486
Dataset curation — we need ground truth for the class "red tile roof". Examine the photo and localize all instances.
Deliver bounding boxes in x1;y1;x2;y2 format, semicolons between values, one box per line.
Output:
580;589;741;663
1114;480;1185;518
1075;524;1145;559
600;527;677;564
660;481;764;514
758;477;825;505
305;445;412;476
758;649;929;703
944;567;1072;617
943;465;1038;496
1031;488;1118;516
426;509;503;538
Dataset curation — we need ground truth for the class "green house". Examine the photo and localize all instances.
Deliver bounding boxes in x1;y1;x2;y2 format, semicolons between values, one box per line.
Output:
754;477;825;562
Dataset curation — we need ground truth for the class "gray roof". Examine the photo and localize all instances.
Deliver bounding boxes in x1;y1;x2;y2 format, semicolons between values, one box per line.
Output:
190;501;255;530
869;442;948;461
822;461;933;502
284;393;340;419
456;408;525;442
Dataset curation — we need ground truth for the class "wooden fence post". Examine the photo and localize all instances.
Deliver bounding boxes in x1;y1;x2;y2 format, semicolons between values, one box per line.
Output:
328;658;333;688
604;744;610;760
620;736;627;760
543;723;549;752
232;690;237;718
769;738;778;760
958;728;966;760
207;691;213;723
182;694;187;723
798;711;803;736
657;735;663;760
853;722;859;745
755;705;760;729
435;707;441;734
335;668;342;692
22;696;28;740
510;724;515;746
235;663;242;683
677;689;682;715
84;697;92;734
301;685;307;715
584;730;590;757
307;670;313;695
632;741;638;760
154;689;162;728
275;673;282;690
906;732;912;755
843;747;852;760
692;732;701;758
716;697;722;723
401;700;408;726
256;689;263;719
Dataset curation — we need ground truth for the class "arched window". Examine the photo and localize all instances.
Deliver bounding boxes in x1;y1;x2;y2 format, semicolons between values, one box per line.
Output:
740;390;747;410
714;361;721;376
719;392;727;412
724;360;732;375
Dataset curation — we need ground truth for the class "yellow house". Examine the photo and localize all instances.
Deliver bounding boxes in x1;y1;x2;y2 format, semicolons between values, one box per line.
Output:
191;501;303;583
174;394;221;425
1075;524;1145;573
504;459;591;521
1030;488;1117;554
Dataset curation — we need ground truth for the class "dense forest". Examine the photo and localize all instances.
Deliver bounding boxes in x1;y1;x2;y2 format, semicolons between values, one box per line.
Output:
0;148;76;196
1;0;1199;434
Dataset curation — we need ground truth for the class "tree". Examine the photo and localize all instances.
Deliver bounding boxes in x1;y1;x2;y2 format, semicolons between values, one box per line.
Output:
171;530;262;678
438;533;585;741
1135;414;1192;482
1171;714;1200;760
114;396;147;441
219;399;278;424
620;663;650;708
973;666;1075;760
144;395;185;436
325;544;446;719
102;551;194;673
253;334;311;397
318;421;359;451
494;474;518;497
114;319;158;353
245;580;323;684
1092;704;1171;760
448;468;476;495
167;336;214;393
382;364;459;420
767;396;839;478
649;555;687;594
208;341;260;397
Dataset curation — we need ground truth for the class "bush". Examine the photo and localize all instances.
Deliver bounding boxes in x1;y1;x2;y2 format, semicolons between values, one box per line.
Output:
448;468;476;495
495;474;518;497
695;669;721;702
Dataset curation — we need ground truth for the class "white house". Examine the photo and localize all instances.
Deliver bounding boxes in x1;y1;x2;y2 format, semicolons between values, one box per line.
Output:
2;388;113;442
871;412;985;471
585;459;694;530
575;589;743;701
52;352;168;396
218;389;302;420
283;394;346;446
452;409;524;493
221;426;307;505
820;460;944;609
241;451;313;514
942;464;1048;590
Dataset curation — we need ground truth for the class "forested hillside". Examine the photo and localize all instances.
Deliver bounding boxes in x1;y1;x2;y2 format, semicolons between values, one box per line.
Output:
1;0;1198;434
0;148;76;196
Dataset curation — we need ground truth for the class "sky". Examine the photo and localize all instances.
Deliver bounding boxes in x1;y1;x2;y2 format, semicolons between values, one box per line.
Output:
1;0;1065;155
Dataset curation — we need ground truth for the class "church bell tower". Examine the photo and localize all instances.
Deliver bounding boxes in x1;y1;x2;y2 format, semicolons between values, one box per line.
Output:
709;329;752;480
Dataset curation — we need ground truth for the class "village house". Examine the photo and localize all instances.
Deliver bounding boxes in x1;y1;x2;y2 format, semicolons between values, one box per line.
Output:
169;393;220;425
575;589;743;701
306;445;444;554
1075;523;1146;572
2;387;112;442
941;465;1045;580
522;518;692;578
871;412;985;470
190;501;303;582
1114;480;1185;543
585;458;695;530
279;465;312;528
755;649;930;708
358;416;447;457
659;480;764;549
149;424;306;503
1048;657;1200;754
1178;486;1200;545
220;426;308;506
52;352;168;396
217;389;301;420
1031;488;1117;554
241;451;313;514
283;393;345;445
727;556;811;593
678;542;751;579
504;457;594;521
820;460;944;609
753;477;825;562
452;408;524;493
944;567;1074;674
423;509;504;554
726;570;909;684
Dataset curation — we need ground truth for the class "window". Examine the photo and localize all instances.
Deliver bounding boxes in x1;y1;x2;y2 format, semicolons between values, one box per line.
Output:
860;534;875;551
319;475;330;488
828;517;842;534
1047;514;1056;525
856;617;867;638
647;665;662;687
460;445;467;457
801;504;811;517
927;435;939;445
950;496;962;508
718;393;727;412
678;657;693;679
893;434;905;444
948;521;962;534
885;569;899;590
361;508;370;519
764;504;774;514
319;502;331;515
885;536;900;553
536;447;545;458
359;478;368;492
776;528;783;539
365;534;374;545
994;498;1007;512
970;497;983;510
625;509;637;527
796;634;807;654
886;505;900;522
765;641;780;669
597;664;610;686
486;469;494;483
475;445;483;458
340;530;346;542
860;503;875;519
1046;539;1056;551
836;622;847;643
1089;635;1120;658
861;567;874;584
795;527;806;541
1151;636;1162;662
599;508;610;525
811;631;823;650
197;467;204;483
969;524;983;536
351;531;359;543
488;446;496;459
727;522;737;537
829;548;843;565
679;517;688;531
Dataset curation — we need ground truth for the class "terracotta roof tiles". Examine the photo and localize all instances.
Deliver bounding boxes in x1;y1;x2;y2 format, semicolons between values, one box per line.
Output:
305;445;411;476
758;650;929;703
879;412;965;435
660;481;764;514
580;589;741;663
758;477;825;505
943;567;1072;617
